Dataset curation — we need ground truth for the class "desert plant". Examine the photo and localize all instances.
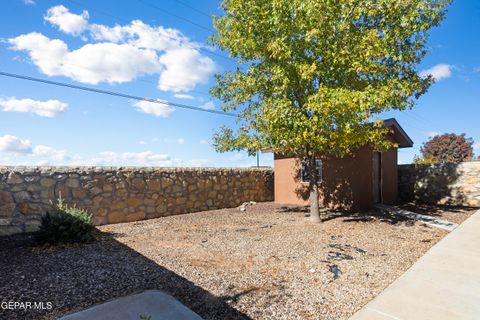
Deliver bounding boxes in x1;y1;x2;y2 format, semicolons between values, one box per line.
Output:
37;196;95;245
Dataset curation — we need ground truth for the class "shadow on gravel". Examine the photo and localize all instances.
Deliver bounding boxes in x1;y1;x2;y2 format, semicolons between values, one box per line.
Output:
398;203;478;217
276;205;310;214
0;231;251;320
276;205;413;225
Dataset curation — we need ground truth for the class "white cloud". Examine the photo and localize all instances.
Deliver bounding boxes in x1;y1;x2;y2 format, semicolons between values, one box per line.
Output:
89;20;191;51
0;134;69;161
66;43;160;84
419;64;452;81
473;143;480;151
0;135;211;167
10;7;217;92
199;101;215;110
89;24;126;43
81;151;211;167
199;139;209;145
0;135;32;154
94;151;171;166
77;153;211;167
33;145;69;161
158;48;215;92
44;5;89;36
23;0;35;5
174;93;195;100
138;140;147;145
8;33;68;75
0;131;213;167
0;97;67;117
8;33;160;84
8;33;156;84
132;100;174;118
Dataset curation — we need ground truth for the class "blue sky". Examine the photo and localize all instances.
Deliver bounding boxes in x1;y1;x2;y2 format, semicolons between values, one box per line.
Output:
0;0;479;167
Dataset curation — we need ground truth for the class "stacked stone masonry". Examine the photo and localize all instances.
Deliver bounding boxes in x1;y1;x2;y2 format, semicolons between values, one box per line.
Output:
398;161;480;207
0;166;274;236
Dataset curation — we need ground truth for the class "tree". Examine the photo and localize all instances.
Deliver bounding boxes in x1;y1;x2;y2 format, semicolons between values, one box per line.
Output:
415;133;474;164
210;0;450;222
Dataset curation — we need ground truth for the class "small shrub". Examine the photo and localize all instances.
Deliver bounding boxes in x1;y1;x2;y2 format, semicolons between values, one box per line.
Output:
37;197;95;245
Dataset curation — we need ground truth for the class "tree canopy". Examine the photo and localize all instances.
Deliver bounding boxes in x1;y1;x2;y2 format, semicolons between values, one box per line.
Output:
415;133;474;164
210;0;451;220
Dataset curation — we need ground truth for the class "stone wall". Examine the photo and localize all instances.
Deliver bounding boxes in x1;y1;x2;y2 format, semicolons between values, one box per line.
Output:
398;161;480;206
0;166;274;236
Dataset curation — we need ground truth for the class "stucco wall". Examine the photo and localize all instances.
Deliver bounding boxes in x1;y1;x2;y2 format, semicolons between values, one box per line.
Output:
382;147;398;205
0;166;274;236
398;161;480;207
274;147;399;211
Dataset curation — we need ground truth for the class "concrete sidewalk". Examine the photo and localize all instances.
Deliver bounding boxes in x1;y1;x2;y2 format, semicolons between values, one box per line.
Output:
350;209;480;320
376;204;458;231
59;290;202;320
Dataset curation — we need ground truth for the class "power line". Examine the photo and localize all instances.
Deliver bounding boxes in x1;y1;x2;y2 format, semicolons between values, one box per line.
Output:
65;0;234;63
0;71;238;117
173;0;212;18
136;0;215;33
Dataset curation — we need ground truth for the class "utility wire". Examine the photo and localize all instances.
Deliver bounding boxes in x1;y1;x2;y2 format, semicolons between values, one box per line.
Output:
65;0;234;63
0;71;238;118
136;0;215;33
173;0;212;18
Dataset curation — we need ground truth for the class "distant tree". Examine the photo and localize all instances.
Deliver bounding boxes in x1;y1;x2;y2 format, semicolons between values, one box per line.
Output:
210;0;450;222
415;133;474;164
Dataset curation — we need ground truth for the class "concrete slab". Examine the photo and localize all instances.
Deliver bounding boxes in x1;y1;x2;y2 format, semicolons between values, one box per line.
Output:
376;204;458;231
350;209;480;320
59;290;203;320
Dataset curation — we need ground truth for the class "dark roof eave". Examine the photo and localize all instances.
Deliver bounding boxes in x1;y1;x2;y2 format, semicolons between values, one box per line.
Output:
262;118;414;152
383;118;414;148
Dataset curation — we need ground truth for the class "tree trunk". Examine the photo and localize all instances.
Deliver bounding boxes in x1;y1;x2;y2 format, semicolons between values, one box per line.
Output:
308;155;321;223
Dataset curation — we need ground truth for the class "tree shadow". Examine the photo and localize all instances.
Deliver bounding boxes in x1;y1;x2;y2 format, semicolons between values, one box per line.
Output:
292;159;355;211
398;203;477;216
276;205;310;214
324;209;413;225
276;206;412;225
0;231;251;320
398;163;468;206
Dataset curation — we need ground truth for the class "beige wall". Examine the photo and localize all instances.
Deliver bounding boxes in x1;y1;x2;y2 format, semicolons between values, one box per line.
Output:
274;146;398;211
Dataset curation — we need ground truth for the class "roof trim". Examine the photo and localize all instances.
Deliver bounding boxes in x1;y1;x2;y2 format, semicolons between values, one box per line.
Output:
262;118;414;152
383;118;414;148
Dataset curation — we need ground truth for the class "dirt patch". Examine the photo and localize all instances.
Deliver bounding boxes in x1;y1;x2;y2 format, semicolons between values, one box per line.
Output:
0;202;468;319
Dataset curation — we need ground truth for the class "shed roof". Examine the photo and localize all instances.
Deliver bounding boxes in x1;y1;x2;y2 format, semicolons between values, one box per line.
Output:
261;118;413;153
383;118;414;148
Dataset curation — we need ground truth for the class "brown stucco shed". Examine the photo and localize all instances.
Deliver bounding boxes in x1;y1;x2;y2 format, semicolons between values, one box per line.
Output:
273;118;413;211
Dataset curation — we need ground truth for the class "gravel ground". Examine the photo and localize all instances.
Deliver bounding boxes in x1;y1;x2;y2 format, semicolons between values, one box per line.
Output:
398;203;477;224
0;202;465;320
